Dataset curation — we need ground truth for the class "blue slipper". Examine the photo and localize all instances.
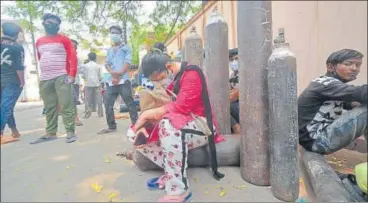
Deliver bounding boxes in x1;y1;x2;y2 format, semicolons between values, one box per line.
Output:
184;192;193;202
147;177;164;190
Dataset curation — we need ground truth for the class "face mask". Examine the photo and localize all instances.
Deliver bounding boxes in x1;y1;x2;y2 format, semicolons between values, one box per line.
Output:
230;60;238;71
43;23;59;35
111;34;122;43
158;78;173;89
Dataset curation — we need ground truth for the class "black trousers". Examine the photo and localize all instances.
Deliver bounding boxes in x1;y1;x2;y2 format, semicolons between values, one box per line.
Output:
104;81;138;129
230;100;239;127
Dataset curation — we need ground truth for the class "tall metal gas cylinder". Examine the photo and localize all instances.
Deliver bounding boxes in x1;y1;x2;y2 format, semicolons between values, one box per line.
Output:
268;28;299;201
185;26;203;69
204;7;231;135
237;1;272;186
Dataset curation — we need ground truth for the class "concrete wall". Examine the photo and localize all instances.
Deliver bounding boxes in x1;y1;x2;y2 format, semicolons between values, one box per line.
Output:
166;1;367;94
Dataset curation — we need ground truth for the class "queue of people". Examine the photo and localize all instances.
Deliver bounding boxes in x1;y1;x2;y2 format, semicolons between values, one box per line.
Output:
1;12;367;203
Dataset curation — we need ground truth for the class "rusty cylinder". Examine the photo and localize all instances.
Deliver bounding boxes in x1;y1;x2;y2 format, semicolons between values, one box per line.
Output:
268;28;299;201
237;1;273;186
204;8;231;135
185;26;203;69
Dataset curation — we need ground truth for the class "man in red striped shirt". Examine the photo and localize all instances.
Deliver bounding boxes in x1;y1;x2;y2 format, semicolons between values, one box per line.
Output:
30;13;78;144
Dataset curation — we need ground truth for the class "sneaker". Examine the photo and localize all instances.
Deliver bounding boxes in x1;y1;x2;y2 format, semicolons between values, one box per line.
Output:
65;132;77;143
30;135;57;144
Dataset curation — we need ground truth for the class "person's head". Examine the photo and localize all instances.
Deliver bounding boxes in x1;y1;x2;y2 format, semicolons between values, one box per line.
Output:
141;49;181;81
229;48;238;72
88;52;97;62
42;13;61;36
153;42;167;54
326;49;364;82
71;39;78;51
1;22;22;40
109;25;123;45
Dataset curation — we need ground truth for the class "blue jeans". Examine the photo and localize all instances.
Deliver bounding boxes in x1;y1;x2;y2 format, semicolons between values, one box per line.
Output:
1;84;23;134
312;106;367;155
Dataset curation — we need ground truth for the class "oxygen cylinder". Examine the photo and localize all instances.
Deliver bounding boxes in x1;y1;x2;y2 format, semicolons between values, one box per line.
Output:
303;150;352;202
132;135;241;171
185;26;203;69
268;28;299;201
204;7;231;135
237;1;273;186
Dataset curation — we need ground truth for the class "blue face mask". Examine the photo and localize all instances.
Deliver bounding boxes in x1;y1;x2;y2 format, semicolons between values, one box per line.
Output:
230;60;238;71
111;34;122;43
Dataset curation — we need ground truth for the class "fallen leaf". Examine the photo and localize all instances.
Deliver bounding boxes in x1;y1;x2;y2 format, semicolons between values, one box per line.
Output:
91;182;103;193
204;190;209;195
219;190;227;197
233;185;247;189
216;185;222;189
193;178;198;183
108;192;118;200
332;156;337;160
104;157;111;163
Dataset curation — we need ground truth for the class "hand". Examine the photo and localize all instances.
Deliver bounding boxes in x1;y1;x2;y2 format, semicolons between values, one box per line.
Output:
65;76;75;84
134;107;166;132
351;102;361;108
112;77;119;85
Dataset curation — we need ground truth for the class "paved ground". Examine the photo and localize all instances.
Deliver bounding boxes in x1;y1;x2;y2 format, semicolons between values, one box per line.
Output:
1;102;280;202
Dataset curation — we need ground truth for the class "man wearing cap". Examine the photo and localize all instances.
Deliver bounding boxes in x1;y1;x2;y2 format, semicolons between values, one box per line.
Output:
98;25;138;134
30;13;78;144
1;22;25;144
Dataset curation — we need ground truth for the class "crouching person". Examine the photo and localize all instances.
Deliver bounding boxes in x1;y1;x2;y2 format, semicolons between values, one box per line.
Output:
298;49;367;155
132;50;224;202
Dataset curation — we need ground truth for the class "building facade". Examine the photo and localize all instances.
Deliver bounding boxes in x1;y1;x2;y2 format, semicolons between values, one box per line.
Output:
165;1;367;94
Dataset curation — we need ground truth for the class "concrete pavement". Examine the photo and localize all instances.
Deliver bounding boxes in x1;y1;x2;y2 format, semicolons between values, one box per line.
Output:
1;103;279;202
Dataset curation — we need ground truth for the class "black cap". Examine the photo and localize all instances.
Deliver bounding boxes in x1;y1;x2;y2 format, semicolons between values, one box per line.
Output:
43;13;61;24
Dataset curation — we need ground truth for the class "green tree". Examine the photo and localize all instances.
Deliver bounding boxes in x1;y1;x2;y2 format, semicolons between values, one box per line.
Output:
129;24;147;65
149;1;202;43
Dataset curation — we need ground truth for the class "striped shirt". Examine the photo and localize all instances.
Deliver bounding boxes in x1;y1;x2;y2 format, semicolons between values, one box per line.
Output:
36;34;77;81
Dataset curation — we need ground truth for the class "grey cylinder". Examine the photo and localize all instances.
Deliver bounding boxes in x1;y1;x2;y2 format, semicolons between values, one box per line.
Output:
185;26;203;69
132;135;240;171
268;29;299;201
302;151;352;202
204;8;231;135
237;1;273;186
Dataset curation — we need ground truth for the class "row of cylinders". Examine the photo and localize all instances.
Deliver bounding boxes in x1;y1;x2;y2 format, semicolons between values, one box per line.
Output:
181;2;298;202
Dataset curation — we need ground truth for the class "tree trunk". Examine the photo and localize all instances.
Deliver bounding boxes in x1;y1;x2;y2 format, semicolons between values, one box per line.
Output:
28;11;40;83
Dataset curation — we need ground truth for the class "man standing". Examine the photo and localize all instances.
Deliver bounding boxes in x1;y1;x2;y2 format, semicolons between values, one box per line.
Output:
82;52;103;118
98;25;138;134
1;22;25;144
71;39;83;126
30;13;78;144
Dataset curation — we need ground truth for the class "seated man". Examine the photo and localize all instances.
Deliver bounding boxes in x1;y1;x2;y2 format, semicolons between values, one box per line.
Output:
229;48;240;134
298;49;367;155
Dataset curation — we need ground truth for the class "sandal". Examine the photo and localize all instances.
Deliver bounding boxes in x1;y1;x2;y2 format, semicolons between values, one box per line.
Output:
1;136;20;145
158;192;193;202
147;176;165;190
97;128;117;134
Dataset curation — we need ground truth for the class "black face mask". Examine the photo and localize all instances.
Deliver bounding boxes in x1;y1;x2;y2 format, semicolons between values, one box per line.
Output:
43;23;59;35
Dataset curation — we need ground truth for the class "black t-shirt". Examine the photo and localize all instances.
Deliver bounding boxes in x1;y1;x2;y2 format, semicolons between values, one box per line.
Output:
298;72;367;150
1;36;25;87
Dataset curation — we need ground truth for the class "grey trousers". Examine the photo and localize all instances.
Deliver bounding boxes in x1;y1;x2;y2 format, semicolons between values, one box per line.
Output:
105;81;138;129
312;106;367;155
85;86;103;116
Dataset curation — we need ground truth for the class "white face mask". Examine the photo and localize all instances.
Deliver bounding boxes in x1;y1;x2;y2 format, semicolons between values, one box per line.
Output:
230;60;238;71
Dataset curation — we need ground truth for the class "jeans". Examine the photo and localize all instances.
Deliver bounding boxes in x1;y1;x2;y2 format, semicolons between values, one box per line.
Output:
105;81;138;129
312;106;367;155
1;84;23;133
39;75;75;134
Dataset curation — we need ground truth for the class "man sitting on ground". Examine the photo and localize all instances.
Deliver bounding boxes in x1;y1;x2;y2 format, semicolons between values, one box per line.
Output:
298;49;367;155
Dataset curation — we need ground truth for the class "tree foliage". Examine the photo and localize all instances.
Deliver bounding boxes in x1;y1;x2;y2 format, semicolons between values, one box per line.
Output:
2;0;202;64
